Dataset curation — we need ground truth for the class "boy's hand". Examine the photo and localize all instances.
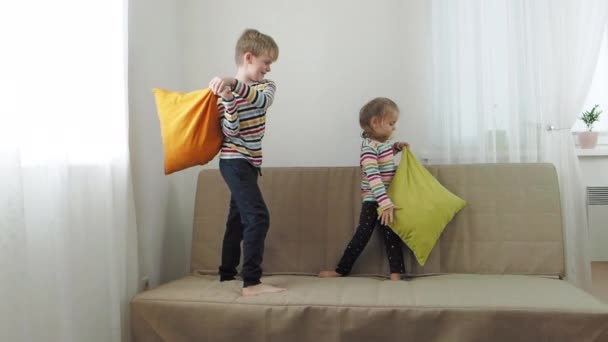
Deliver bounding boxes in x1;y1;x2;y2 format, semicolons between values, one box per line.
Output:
209;77;236;100
394;142;410;153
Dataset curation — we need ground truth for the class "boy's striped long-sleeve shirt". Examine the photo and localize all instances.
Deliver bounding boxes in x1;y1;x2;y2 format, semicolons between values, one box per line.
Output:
217;79;276;167
360;138;400;211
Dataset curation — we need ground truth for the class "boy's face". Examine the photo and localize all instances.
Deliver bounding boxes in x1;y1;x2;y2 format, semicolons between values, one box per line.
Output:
244;52;273;82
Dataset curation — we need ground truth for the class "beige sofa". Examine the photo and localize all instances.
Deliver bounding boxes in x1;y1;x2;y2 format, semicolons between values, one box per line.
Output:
131;164;608;341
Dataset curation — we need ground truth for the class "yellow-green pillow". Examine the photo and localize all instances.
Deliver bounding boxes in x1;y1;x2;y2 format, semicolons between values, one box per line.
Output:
384;150;466;265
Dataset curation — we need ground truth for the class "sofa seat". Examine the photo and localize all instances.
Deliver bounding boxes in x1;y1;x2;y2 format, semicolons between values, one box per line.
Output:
131;274;608;342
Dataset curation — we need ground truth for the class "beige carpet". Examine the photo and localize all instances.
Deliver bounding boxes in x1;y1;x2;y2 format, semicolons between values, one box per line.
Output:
592;262;608;303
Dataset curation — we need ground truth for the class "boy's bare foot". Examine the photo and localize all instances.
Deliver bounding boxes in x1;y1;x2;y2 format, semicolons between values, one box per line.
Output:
318;270;342;278
390;273;402;281
242;283;286;297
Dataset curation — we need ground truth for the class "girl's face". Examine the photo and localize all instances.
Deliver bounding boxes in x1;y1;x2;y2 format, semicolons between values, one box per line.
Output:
371;111;399;142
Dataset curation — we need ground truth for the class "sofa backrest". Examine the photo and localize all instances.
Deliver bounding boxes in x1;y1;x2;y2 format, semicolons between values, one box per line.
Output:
191;164;564;277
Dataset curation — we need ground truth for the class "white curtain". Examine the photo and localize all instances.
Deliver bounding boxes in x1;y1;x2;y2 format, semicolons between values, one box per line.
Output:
429;0;608;290
0;1;138;342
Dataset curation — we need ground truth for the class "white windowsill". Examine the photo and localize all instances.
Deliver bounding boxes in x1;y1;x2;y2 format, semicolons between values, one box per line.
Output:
576;147;608;157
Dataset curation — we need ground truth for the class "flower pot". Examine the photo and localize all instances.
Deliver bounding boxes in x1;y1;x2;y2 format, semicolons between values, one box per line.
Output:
578;131;599;149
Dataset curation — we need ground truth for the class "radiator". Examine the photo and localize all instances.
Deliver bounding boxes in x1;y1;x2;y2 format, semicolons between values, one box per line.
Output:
588;186;608;261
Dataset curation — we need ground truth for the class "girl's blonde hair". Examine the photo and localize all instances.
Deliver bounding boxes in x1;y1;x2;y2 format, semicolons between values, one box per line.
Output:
359;97;399;138
235;29;279;65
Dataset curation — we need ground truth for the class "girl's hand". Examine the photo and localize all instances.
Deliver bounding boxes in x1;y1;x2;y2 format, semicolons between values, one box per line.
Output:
380;207;395;226
393;142;410;153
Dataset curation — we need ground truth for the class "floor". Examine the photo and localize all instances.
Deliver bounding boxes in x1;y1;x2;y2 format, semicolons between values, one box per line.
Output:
591;262;608;303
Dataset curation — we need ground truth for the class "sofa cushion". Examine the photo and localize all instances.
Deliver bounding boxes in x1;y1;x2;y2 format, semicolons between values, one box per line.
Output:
191;164;564;277
131;275;608;342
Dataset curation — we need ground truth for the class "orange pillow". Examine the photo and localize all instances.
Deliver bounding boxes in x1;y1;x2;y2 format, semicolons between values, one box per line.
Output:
153;88;223;175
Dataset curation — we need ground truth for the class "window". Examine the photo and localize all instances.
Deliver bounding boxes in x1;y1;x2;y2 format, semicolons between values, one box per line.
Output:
575;28;608;133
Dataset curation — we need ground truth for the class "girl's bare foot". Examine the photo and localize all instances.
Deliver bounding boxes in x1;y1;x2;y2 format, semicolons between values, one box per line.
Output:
242;283;286;297
390;273;402;281
318;270;342;278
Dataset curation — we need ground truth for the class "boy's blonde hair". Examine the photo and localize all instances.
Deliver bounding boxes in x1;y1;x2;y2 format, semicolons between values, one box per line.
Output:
359;97;399;138
235;29;279;65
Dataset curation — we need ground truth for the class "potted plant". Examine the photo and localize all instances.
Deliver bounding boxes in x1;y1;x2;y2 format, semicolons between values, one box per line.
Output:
579;104;602;149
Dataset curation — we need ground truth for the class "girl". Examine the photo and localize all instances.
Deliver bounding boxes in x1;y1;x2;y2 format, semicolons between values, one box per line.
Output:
319;97;409;281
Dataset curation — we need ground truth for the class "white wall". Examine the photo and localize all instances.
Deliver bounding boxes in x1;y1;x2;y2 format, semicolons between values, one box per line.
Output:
181;0;432;167
129;0;193;288
130;0;432;287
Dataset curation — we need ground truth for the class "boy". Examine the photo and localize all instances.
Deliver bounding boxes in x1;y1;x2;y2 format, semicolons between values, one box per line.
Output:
208;29;284;296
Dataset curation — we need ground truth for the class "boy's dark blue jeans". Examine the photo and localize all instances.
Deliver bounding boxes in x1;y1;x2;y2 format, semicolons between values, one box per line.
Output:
219;158;269;287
